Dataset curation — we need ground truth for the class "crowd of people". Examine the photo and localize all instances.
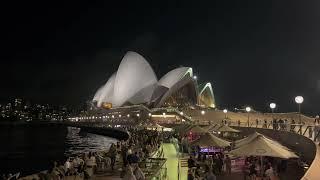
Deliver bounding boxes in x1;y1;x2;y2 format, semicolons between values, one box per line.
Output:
243;156;288;180
13;128;162;180
187;152;232;180
234;116;320;141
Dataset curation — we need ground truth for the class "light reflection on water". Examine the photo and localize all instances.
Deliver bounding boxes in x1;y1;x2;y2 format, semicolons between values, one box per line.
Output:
0;126;117;175
65;127;117;155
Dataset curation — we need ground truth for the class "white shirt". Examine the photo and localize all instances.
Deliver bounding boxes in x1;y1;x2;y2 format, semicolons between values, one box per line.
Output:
73;157;84;167
265;168;274;177
64;161;71;170
86;156;97;166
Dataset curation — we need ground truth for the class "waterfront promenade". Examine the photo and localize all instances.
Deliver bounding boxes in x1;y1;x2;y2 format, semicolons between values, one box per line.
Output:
16;115;320;180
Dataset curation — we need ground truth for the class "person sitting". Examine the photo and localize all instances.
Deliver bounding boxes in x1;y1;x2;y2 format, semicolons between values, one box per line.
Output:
123;165;137;180
72;156;84;173
133;164;145;180
204;166;217;180
84;152;97;179
265;165;276;180
64;158;72;176
48;161;62;180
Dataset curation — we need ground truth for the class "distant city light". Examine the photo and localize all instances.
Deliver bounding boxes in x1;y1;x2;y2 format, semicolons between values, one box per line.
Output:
180;111;184;115
245;107;251;112
295;96;304;104
127;114;130;117
111;115;114;118
119;114;121;118
193;75;197;80
163;112;166;116
223;109;228;114
137;113;140;117
148;113;152;117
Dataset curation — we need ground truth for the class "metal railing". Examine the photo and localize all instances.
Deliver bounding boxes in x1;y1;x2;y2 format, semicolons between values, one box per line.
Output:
228;121;320;141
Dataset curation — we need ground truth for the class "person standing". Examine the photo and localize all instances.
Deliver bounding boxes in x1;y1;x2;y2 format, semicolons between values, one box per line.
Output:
109;143;117;170
291;119;296;132
224;155;232;174
315;115;320;124
309;126;314;139
263;120;267;128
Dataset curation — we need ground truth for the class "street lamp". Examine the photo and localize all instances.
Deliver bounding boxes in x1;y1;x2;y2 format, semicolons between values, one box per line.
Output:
201;110;205;115
223;109;228;119
246;106;251;127
269;103;276;113
269;103;276;121
193;75;197;80
295;96;304;123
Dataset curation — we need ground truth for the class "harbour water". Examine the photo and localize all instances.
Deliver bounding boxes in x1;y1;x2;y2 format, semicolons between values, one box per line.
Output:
0;124;116;175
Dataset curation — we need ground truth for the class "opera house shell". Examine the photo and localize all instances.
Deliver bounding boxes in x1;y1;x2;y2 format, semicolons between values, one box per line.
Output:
93;51;215;109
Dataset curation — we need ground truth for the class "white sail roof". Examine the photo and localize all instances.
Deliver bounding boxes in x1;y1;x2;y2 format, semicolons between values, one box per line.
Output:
158;67;193;88
112;51;158;107
97;73;116;107
92;86;104;102
92;52;211;108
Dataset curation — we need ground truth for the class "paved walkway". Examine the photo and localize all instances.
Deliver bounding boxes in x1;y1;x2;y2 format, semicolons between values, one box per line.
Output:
162;143;188;180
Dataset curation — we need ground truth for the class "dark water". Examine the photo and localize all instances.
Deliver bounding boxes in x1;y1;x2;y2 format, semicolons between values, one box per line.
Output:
0;125;116;175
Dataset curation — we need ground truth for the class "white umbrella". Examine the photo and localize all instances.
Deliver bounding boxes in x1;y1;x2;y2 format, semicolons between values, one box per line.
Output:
215;125;240;133
229;134;298;159
235;132;290;150
191;132;231;148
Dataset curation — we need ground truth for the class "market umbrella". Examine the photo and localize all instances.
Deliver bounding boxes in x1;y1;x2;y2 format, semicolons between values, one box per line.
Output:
215;125;240;133
229;133;298;176
173;124;192;136
191;132;231;148
203;124;218;131
234;132;290;150
229;134;298;159
185;125;207;134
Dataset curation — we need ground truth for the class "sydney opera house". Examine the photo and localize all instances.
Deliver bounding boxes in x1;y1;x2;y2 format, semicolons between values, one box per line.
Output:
88;51;216;123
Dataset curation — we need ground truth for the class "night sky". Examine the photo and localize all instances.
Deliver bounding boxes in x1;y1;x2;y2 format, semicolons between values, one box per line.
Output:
1;0;320;114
